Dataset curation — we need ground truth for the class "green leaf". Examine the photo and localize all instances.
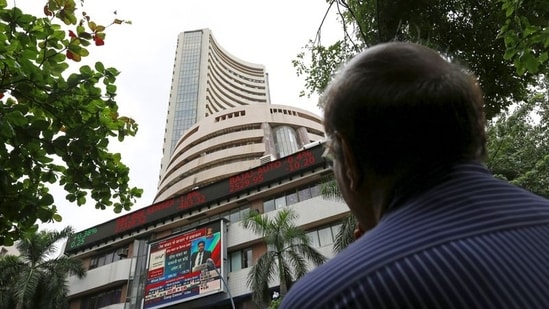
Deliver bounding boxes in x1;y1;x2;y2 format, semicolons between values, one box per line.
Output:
40;193;54;205
79;65;92;74
95;61;105;72
503;47;517;60
522;51;540;74
7;111;28;126
0;119;15;138
539;52;548;64
106;84;117;94
524;25;538;37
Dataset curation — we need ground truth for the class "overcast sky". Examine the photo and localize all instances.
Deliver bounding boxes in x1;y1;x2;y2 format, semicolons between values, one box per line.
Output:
32;0;341;233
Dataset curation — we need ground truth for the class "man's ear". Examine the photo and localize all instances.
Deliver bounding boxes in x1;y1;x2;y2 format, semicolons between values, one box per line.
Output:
339;134;362;191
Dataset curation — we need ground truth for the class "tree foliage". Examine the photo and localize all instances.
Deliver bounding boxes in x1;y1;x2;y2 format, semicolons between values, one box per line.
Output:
0;0;141;245
0;226;86;309
499;0;549;75
294;0;549;119
241;208;327;307
486;82;549;198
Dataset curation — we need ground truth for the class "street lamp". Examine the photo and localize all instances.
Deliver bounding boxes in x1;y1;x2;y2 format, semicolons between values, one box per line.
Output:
207;258;236;309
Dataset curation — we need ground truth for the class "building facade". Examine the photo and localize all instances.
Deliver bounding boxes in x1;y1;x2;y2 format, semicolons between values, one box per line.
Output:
64;29;348;309
155;103;325;202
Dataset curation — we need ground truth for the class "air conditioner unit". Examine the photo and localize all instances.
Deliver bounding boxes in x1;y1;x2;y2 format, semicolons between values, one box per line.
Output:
259;155;273;165
302;140;322;149
116;248;129;258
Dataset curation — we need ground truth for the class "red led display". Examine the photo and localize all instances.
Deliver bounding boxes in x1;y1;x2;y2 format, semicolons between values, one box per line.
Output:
65;143;326;253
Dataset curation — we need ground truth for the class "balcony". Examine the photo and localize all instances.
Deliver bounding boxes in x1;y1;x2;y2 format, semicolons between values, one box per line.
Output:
67;258;135;296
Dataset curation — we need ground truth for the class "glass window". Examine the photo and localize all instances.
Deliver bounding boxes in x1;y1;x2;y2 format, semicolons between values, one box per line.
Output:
298;187;312;201
273;126;299;158
275;196;286;209
97;255;106;267
331;224;342;239
243;248;253;269
310;184;321;197
104;251;114;265
318;226;334;247
229;211;240;223
263;199;275;213
240;208;250;220
286;192;298;206
89;257;98;269
230;251;242;272
307;230;320;247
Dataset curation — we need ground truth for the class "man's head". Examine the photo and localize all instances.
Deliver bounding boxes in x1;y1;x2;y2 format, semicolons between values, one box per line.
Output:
197;240;205;252
322;42;486;223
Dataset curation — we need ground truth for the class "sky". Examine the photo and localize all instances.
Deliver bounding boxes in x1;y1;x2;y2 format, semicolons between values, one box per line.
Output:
32;0;342;233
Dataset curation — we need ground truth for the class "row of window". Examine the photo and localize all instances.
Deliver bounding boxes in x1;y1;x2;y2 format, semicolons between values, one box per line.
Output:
220;182;322;225
225;222;341;273
80;286;122;309
89;247;128;270
215;110;246;122
263;183;322;213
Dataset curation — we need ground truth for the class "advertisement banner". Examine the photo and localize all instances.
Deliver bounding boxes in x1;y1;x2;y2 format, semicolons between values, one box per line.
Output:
143;221;225;309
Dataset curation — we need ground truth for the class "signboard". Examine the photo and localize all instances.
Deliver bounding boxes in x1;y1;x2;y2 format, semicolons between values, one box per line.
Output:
143;221;226;308
65;143;326;253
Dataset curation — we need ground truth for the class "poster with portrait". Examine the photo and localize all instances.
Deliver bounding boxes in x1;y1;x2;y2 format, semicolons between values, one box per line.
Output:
143;220;225;309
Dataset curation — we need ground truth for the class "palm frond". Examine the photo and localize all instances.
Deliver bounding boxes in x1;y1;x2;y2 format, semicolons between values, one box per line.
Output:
320;175;343;200
283;249;308;279
247;252;277;306
241;210;270;235
15;268;43;308
333;213;357;253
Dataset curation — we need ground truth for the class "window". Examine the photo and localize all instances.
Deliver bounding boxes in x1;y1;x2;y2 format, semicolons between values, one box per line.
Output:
318;226;333;247
275;196;286;209
298;187;312;201
229;248;253;272
306;230;320;247
286;192;298;205
273;126;299;158
306;223;341;248
230;250;242;272
80;286;122;309
263;199;275;212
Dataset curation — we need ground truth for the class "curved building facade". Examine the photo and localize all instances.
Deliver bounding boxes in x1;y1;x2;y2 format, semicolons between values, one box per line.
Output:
155;104;325;202
160;29;270;179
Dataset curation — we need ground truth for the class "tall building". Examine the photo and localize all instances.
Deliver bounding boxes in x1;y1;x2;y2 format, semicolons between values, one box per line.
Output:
159;29;271;180
64;29;348;309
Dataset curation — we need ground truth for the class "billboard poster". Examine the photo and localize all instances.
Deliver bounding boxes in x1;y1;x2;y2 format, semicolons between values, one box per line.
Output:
143;221;225;309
